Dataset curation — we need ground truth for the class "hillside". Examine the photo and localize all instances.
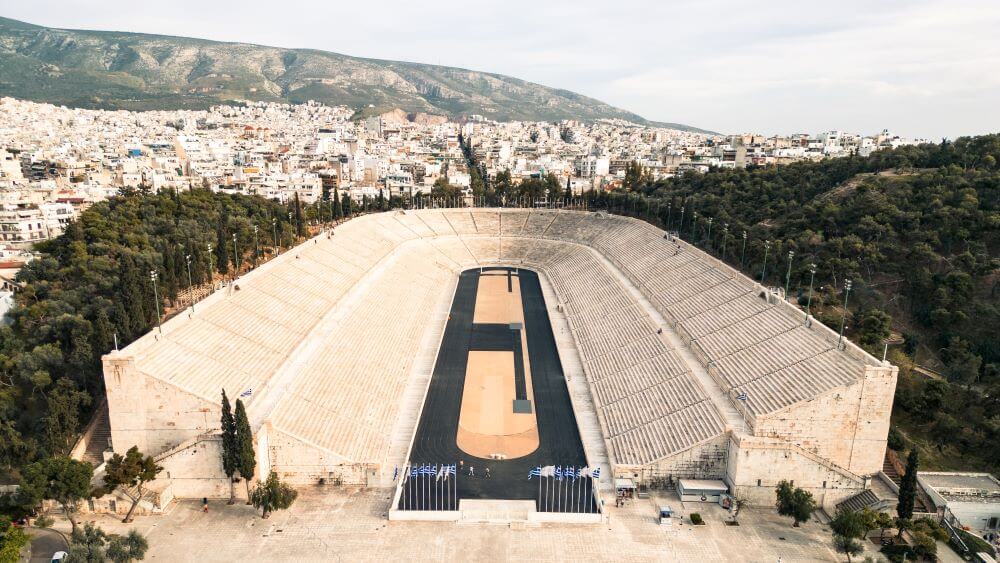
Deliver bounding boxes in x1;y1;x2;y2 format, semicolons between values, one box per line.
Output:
0;17;710;132
587;136;1000;471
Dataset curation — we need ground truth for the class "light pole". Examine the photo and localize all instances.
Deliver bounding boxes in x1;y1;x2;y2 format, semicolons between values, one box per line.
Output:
691;211;698;241
232;233;239;277
185;254;194;312
272;217;278;253
805;263;817;325
678;206;685;238
740;231;747;270
149;270;162;334
721;224;729;262
288;211;293;240
253;225;259;268
760;240;771;283
838;280;852;349
207;243;214;283
706;218;713;251
784;250;795;298
666;202;673;231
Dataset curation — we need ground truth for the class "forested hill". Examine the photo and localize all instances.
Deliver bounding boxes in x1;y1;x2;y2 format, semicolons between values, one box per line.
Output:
600;135;999;470
0;189;310;484
0;16;708;132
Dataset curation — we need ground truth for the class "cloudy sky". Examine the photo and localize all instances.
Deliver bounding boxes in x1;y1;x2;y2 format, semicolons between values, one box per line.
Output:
5;0;999;138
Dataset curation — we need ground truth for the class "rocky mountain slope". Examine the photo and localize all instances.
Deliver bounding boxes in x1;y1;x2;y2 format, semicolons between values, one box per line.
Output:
0;17;710;132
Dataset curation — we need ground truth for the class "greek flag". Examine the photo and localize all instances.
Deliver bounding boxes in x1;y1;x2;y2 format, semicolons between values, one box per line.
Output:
565;466;577;480
540;465;556;477
736;391;749;401
555;466;564;480
239;388;253;398
436;465;447;481
592;467;601;479
420;464;436;476
578;466;592;478
393;466;398;481
446;464;456;477
528;466;542;480
409;466;419;477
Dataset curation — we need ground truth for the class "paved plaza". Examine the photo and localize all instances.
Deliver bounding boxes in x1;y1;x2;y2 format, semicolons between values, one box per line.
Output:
63;487;854;562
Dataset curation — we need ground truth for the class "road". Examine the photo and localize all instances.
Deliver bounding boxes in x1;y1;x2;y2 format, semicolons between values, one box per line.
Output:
27;527;69;563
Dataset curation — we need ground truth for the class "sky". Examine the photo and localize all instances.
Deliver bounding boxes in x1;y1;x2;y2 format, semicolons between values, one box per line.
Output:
4;0;1000;138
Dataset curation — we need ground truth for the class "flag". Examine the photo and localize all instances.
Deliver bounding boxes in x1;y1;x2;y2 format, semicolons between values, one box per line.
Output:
421;464;436;476
565;466;576;480
736;391;749;401
528;467;542;480
239;388;253;398
410;466;419;477
578;466;592;478
393;466;398;481
436;465;447;481
540;465;556;478
591;467;601;479
555;466;564;480
446;464;456;477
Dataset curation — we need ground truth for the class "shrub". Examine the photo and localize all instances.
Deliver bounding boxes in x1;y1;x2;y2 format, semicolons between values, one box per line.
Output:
33;514;54;528
689;513;704;525
887;426;906;451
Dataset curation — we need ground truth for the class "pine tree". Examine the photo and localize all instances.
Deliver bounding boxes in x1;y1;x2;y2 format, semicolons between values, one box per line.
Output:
897;449;919;521
220;390;238;504
234;398;256;503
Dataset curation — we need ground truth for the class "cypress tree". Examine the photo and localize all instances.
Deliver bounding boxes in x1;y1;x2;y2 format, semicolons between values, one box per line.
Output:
91;307;115;358
342;193;352;217
333;189;343;220
293;193;305;236
234;399;256;503
896;449;919;520
215;225;229;275
220;390;238;504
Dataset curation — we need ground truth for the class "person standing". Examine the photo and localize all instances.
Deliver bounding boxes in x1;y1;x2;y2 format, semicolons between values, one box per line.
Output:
469;465;475;477
202;498;209;513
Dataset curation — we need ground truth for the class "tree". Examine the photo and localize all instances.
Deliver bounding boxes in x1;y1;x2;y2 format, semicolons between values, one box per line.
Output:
215;224;230;275
833;534;864;562
896;449;919;521
220;390;238;504
790;488;818;526
873;511;895;541
234;399;255;503
42;378;91;455
68;522;107;563
21;456;93;534
0;518;30;563
293;192;305;236
729;495;749;524
776;480;816;526
333;189;343;220
858;309;891;351
103;446;163;523
105;530;148;563
249;471;297;519
831;509;867;541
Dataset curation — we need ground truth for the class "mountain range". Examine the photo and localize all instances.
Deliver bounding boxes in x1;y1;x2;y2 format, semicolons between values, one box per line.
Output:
0;17;710;132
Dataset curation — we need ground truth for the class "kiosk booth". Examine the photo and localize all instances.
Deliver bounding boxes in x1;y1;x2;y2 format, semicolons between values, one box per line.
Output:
677;479;728;503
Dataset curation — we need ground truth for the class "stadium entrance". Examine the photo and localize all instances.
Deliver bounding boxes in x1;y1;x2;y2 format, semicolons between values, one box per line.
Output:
395;267;598;518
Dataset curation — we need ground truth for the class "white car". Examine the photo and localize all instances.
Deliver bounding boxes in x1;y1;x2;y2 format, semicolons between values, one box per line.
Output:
51;551;68;562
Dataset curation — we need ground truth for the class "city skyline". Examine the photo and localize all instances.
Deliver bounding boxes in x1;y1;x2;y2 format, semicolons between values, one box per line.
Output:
4;0;999;140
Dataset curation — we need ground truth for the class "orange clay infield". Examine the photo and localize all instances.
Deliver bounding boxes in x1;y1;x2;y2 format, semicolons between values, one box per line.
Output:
456;272;540;459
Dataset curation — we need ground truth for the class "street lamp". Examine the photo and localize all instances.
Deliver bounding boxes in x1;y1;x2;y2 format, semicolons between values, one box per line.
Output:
232;233;239;277
207;243;214;283
838;279;853;349
760;240;771;283
272;217;278;253
721;224;729;262
253;225;259;268
691;211;698;241
678;206;685;238
740;231;748;269
805;263;817;325
784;250;795;298
666;202;673;231
706;217;713;251
149;270;162;334
185;254;194;312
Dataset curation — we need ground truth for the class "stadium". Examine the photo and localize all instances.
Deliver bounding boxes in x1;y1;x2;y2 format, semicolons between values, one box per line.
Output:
102;209;897;519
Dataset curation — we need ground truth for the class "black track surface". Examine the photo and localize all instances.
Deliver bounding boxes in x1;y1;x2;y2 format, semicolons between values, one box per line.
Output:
402;268;593;512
